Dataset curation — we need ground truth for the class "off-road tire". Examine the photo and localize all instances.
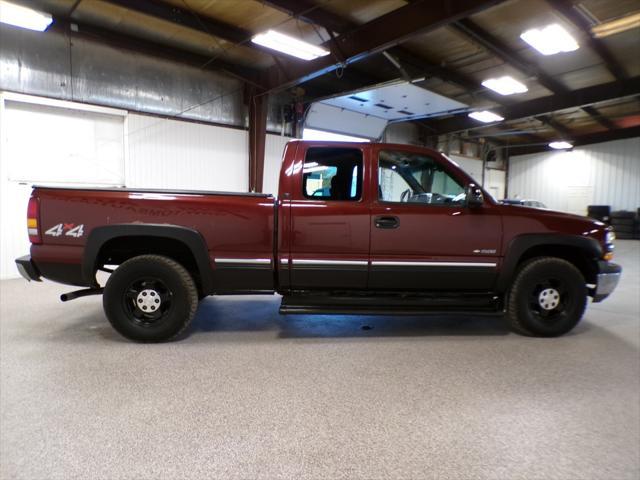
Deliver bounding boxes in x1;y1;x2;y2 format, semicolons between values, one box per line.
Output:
507;257;587;337
103;255;198;342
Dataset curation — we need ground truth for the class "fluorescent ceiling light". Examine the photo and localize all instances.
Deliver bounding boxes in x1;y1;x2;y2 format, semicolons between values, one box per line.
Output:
549;141;573;150
520;24;579;55
592;12;640;38
468;110;504;123
251;29;329;60
0;1;52;31
481;76;528;96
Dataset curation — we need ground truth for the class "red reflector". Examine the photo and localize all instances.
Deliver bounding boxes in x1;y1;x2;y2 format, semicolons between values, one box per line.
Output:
27;196;41;244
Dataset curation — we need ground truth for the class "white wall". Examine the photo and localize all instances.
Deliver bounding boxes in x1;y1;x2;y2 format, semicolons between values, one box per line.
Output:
508;137;640;215
127;114;291;194
126;114;248;192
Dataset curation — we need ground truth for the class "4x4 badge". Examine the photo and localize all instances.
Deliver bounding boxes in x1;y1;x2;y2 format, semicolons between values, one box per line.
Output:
473;249;496;254
45;223;85;238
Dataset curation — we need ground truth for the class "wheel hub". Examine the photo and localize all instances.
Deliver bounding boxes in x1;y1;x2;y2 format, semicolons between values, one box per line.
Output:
538;288;560;310
136;289;162;313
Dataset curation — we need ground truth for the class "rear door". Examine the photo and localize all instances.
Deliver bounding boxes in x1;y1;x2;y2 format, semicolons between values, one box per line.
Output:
286;145;371;290
368;146;502;291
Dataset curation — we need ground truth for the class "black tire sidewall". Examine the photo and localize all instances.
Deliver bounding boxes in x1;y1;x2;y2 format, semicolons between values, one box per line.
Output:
510;259;587;337
103;256;197;342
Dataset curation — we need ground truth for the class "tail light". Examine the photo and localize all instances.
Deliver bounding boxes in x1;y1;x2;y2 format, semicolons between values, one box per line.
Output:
27;196;41;244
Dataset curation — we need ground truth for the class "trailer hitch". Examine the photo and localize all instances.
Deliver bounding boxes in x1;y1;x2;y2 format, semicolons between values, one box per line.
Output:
60;287;104;302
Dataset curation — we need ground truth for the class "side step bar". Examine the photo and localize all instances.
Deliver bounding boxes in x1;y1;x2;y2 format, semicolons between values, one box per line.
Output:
280;293;502;315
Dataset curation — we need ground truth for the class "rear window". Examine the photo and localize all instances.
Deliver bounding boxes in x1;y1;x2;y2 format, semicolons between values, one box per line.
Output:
302;147;363;201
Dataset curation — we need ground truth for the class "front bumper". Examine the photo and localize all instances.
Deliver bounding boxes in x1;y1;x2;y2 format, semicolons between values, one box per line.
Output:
591;261;621;302
15;255;41;282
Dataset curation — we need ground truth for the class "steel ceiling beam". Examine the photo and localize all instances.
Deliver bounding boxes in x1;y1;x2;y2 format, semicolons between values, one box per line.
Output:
422;76;640;134
104;0;288;60
505;124;640;155
259;0;353;35
262;0;508;92
451;18;568;94
262;0;508;104
450;18;617;134
546;0;628;81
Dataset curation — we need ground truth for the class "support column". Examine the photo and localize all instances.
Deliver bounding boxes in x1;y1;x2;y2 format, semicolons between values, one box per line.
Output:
247;86;268;193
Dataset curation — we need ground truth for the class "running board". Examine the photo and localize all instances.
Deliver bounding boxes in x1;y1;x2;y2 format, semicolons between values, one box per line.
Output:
280;293;502;315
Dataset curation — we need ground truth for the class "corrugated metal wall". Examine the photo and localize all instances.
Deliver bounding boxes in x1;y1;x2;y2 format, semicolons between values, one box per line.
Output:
0;23;288;133
508;137;640;213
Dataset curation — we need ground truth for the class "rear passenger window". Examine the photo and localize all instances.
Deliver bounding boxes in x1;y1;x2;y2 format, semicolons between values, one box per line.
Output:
302;147;363;201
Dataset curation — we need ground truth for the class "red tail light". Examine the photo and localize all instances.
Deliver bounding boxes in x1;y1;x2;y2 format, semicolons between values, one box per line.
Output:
27;196;41;244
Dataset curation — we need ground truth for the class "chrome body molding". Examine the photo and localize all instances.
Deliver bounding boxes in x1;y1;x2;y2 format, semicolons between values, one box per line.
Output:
215;258;271;265
371;261;497;268
292;259;369;266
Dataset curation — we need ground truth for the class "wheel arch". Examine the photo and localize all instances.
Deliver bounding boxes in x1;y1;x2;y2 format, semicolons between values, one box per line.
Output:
83;224;214;294
497;234;602;293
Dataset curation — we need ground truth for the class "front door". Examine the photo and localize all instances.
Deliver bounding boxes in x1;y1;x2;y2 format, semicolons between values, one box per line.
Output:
368;147;502;291
287;145;371;290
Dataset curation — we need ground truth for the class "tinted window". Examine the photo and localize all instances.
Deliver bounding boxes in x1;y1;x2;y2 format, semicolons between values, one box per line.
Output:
303;147;363;201
378;150;465;205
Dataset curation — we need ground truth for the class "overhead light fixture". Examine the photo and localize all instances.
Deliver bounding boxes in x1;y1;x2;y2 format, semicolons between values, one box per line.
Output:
549;141;573;150
0;1;52;31
468;110;504;123
592;12;640;38
481;76;528;96
251;29;329;60
520;24;579;55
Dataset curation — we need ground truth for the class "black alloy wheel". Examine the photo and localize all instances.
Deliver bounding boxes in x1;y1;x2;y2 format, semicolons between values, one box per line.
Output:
507;257;587;337
103;255;198;342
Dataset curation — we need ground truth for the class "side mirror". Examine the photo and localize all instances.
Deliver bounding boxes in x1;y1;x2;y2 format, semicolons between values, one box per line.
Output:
465;184;484;208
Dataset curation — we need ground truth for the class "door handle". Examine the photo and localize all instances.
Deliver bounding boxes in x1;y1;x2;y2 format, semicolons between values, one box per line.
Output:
374;216;399;229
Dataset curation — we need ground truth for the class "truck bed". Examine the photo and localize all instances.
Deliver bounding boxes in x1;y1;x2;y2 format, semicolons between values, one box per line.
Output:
31;186;277;291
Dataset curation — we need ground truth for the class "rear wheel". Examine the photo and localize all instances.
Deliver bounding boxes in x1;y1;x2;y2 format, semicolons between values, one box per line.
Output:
103;255;198;342
507;257;587;337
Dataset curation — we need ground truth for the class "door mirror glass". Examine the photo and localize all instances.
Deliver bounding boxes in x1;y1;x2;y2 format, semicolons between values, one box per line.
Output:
465;184;484;207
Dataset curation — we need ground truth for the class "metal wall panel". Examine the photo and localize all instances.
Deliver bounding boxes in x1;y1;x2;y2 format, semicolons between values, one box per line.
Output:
126;114;249;192
126;113;292;194
0;23;250;127
508;137;640;213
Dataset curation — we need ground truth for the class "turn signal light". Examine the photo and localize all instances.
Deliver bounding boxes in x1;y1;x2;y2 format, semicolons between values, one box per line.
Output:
26;196;41;244
603;252;614;261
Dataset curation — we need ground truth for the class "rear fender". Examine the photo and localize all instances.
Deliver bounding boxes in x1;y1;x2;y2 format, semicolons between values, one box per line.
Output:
83;224;214;294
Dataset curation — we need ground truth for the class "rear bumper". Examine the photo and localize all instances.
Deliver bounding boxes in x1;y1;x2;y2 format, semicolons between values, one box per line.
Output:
15;255;42;282
592;261;621;302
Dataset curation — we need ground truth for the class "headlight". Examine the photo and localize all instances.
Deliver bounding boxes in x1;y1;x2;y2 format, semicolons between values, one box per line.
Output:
606;231;616;244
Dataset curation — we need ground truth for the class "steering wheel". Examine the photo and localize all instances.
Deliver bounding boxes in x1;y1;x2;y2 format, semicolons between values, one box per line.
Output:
400;188;412;203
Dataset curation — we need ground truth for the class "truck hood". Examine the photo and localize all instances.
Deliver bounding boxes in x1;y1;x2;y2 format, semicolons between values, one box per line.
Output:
499;204;608;245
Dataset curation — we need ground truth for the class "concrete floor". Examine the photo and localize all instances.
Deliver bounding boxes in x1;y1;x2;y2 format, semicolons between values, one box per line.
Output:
1;241;639;480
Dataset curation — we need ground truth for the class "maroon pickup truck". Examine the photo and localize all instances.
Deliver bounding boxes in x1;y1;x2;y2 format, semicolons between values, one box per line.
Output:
16;141;621;342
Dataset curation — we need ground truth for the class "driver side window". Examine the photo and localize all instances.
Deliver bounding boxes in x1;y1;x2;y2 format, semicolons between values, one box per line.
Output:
378;150;465;205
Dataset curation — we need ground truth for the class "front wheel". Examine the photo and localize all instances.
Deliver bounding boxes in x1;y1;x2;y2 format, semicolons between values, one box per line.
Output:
103;255;198;342
507;257;587;337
